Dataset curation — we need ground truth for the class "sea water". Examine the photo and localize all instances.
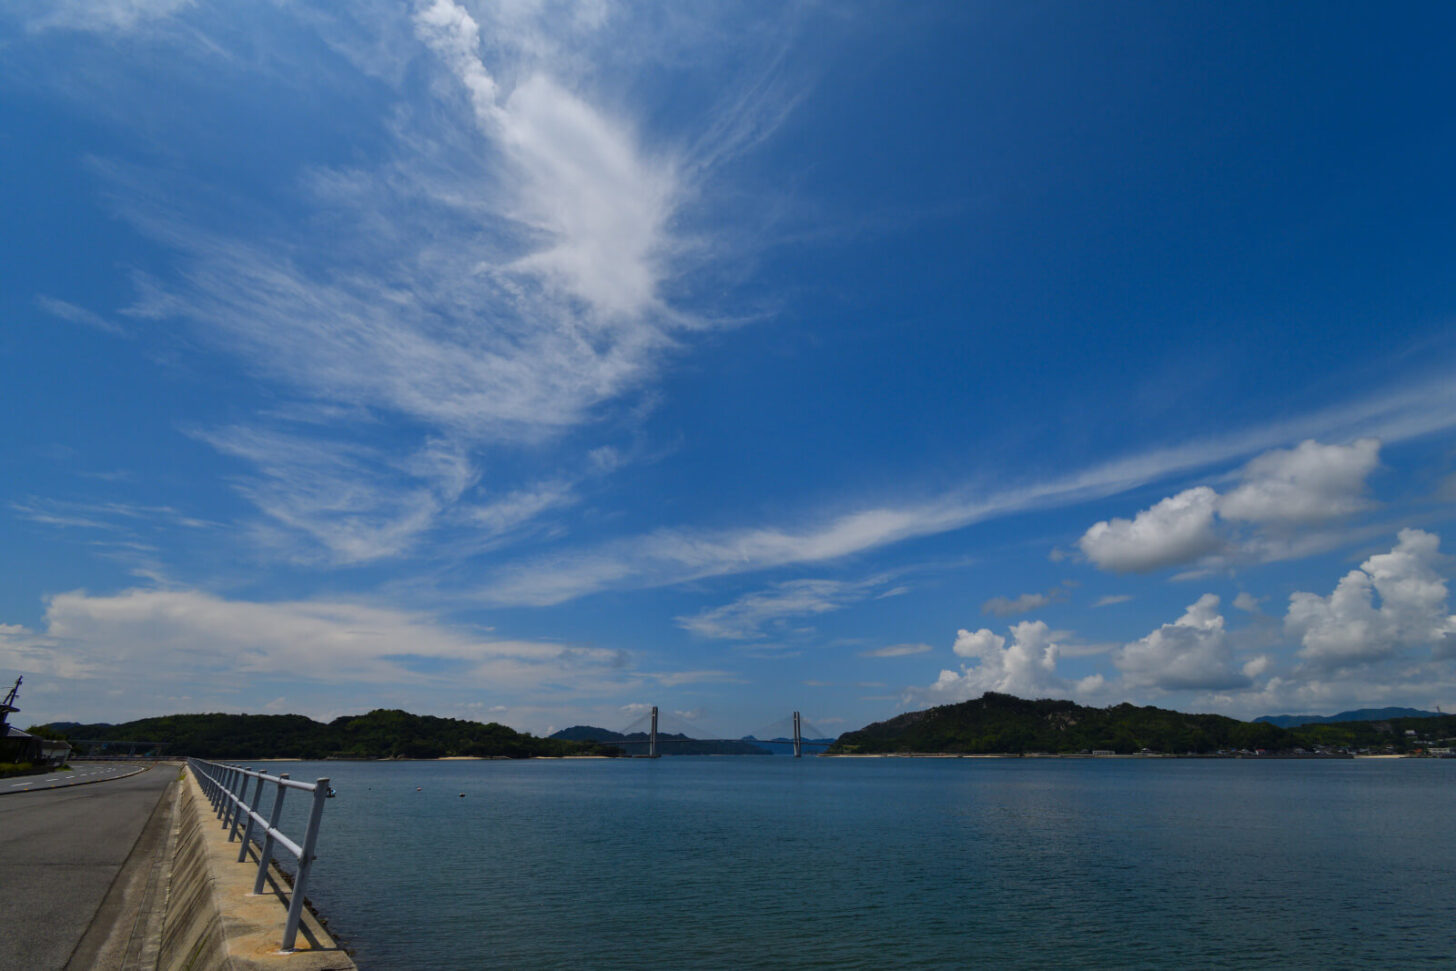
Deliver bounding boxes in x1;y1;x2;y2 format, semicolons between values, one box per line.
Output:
265;757;1454;969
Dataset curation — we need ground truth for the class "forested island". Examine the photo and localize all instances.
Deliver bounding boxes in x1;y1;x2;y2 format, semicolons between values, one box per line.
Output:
41;709;622;760
827;692;1456;756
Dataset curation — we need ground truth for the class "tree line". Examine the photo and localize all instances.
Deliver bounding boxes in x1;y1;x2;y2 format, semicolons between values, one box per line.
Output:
41;708;622;760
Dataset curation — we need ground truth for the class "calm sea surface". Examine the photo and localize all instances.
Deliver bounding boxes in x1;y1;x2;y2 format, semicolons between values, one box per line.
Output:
265;757;1454;969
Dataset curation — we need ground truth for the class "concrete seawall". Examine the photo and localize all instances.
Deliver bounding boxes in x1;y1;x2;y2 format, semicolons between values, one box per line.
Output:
156;770;356;971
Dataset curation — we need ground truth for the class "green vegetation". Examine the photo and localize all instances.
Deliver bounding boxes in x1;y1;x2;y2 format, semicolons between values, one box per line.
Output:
1287;714;1456;753
23;723;72;741
47;709;621;760
0;761;40;779
828;692;1456;756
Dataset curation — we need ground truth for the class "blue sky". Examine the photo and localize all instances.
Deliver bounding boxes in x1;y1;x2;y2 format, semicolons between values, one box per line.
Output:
3;1;1455;736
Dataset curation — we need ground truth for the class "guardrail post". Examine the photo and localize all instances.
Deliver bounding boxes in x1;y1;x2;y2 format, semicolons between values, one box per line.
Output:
222;767;241;832
215;767;231;820
280;778;329;952
237;772;267;862
218;766;232;825
227;769;253;843
253;773;289;895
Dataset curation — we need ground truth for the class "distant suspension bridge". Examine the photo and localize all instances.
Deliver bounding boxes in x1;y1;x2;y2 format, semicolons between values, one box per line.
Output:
580;708;834;758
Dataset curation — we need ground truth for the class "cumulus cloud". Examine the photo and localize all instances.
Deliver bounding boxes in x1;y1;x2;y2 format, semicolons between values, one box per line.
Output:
1115;594;1253;691
928;621;1067;701
1079;439;1383;574
1078;487;1223;573
1219;438;1379;526
1286;529;1456;670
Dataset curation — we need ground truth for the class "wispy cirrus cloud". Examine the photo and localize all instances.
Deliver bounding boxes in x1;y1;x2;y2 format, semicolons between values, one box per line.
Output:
73;1;801;567
678;576;894;641
860;643;932;658
16;0;192;34
194;426;477;564
35;295;129;336
481;378;1456;606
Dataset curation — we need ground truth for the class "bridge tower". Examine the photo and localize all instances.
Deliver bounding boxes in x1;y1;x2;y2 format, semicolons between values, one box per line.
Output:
793;710;802;758
649;706;659;758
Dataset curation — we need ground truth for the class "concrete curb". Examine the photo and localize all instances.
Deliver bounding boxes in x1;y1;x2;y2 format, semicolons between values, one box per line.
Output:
159;770;356;971
66;766;183;970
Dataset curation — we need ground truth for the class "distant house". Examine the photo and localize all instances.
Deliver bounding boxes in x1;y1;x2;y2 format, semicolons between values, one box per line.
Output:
0;676;71;766
2;725;71;766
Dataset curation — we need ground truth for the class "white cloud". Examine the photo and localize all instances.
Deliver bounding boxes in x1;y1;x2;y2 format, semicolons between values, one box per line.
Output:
0;588;638;718
1219;438;1379;526
1115;594;1252;691
928;621;1066;701
414;0;677;320
1286;529;1456;671
199;428;476;563
18;0;191;33
70;1;705;569
981;588;1065;617
642;669;746;687
1078;487;1223;573
1093;594;1133;607
678;577;884;640
860;643;932;658
483;415;1449;606
35;295;128;336
1233;592;1263;613
1079;439;1384;574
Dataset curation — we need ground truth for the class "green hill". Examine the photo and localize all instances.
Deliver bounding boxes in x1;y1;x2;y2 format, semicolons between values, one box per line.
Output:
829;693;1292;755
46;709;620;760
830;693;1456;755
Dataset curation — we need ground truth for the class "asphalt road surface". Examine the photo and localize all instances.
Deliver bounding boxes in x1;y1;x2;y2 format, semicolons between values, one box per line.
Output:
3;760;150;794
0;762;177;970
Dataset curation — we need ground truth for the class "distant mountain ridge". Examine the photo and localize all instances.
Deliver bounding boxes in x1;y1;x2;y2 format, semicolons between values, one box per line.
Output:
1255;707;1440;728
548;725;770;755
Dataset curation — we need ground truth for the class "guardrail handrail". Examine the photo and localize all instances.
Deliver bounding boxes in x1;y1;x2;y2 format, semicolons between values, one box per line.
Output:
186;757;333;951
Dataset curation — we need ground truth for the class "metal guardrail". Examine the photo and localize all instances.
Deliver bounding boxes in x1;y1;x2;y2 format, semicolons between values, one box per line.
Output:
186;757;333;951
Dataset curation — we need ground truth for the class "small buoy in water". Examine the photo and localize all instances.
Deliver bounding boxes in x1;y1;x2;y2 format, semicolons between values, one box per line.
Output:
416;786;422;791
459;792;465;797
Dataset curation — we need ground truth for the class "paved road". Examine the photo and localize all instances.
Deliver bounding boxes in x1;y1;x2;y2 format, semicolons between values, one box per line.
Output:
2;760;151;794
0;763;177;971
